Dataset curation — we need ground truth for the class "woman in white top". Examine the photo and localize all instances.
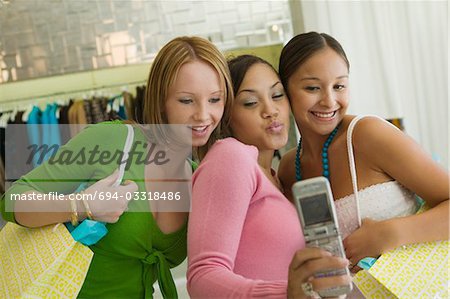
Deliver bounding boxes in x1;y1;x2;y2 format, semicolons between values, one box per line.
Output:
277;32;449;272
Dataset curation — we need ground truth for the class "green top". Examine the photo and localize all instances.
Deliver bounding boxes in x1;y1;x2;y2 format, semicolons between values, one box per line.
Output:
1;121;190;299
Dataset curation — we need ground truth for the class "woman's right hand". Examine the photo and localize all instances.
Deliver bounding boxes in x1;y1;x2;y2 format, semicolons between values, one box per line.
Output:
287;248;351;299
82;170;138;223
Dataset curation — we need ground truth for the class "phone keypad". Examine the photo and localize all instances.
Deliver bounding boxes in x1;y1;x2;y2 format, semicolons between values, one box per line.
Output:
308;237;344;257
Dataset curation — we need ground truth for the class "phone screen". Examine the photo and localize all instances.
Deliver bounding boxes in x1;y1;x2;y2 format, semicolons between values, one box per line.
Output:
300;193;332;226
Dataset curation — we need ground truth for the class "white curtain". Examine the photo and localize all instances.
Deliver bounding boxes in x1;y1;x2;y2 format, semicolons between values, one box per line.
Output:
294;0;448;169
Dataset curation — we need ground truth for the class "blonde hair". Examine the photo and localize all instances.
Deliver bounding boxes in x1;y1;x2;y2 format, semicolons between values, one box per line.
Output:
143;36;233;160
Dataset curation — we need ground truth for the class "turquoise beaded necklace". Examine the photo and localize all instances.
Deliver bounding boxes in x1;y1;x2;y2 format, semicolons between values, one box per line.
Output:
295;124;340;181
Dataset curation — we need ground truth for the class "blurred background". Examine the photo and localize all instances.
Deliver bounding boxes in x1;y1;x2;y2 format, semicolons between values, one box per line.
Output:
0;1;447;297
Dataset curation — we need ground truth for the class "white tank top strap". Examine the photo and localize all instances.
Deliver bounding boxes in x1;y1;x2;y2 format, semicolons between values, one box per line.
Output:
346;115;384;225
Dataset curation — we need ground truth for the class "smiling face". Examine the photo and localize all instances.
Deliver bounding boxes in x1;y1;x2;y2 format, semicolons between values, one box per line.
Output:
230;63;290;151
165;60;225;147
287;47;349;135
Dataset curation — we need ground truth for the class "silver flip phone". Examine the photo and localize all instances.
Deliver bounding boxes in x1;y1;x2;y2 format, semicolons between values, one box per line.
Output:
292;176;352;297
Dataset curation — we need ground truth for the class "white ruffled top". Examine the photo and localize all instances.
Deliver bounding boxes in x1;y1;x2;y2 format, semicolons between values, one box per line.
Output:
334;115;418;239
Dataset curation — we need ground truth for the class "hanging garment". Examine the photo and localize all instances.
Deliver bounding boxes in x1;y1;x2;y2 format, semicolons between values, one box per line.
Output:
117;96;127;120
134;86;145;123
107;96;121;121
0;158;4;195
0;113;5;171
89;97;109;123
123;91;135;121
6;111;33;180
26;106;42;167
58;99;74;145
41;103;62;162
68;100;87;138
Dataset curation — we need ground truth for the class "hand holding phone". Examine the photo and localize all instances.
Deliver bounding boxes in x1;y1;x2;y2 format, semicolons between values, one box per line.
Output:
292;176;352;297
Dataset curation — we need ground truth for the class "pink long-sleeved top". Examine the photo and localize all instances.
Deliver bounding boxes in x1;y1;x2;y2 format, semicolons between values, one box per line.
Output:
187;138;305;298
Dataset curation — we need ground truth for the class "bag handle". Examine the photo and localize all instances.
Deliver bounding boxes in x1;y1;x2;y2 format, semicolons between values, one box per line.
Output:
346;115;398;226
346;115;365;227
113;124;134;187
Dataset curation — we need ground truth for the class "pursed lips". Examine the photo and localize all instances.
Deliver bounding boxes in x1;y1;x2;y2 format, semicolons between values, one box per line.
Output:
266;121;284;133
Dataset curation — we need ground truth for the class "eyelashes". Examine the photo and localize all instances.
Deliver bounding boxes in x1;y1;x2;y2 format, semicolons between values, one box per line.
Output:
272;93;285;99
243;101;257;107
241;93;286;107
304;85;346;91
178;97;222;104
178;98;193;104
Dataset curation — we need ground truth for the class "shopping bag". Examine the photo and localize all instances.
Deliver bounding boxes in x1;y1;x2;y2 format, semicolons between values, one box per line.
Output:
353;206;449;298
0;222;93;299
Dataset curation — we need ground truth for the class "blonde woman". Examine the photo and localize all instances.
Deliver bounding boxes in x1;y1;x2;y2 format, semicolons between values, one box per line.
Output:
2;36;233;298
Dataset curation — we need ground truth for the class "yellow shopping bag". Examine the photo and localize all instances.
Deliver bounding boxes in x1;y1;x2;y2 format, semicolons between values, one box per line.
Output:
0;222;93;299
353;206;449;298
354;239;449;298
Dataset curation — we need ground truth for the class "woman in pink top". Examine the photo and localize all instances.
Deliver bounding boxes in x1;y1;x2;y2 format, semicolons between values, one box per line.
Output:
187;55;351;298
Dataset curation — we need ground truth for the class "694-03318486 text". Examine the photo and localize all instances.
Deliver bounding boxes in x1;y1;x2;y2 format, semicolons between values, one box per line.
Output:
10;191;182;201
76;191;182;201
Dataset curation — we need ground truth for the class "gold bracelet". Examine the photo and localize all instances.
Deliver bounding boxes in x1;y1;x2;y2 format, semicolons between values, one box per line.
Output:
70;197;79;227
80;191;94;220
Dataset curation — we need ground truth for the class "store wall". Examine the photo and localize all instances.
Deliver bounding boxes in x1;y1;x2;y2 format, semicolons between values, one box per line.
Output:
0;43;284;109
0;0;292;83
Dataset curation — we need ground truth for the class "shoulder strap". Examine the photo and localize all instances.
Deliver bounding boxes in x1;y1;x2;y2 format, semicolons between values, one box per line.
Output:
346;115;367;226
113;124;134;187
346;114;387;225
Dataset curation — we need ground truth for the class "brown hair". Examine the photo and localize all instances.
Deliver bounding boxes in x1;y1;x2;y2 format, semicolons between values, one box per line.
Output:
279;32;349;98
224;54;279;137
142;36;233;160
227;54;277;95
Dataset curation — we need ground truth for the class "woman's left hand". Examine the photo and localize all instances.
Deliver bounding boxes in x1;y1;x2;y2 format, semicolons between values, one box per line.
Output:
343;218;394;273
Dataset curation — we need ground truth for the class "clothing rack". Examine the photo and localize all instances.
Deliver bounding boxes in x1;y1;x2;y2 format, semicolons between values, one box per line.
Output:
0;62;151;112
0;80;146;113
